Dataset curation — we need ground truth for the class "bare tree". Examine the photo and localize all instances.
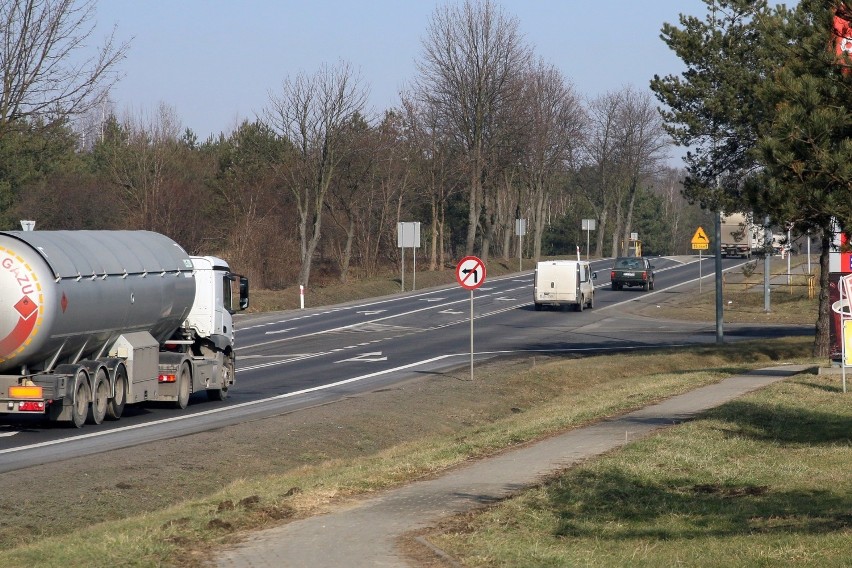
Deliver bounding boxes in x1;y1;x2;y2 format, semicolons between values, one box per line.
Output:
517;60;586;260
580;91;624;257
397;93;463;271
0;0;129;137
613;88;669;256
415;0;530;258
264;61;368;287
580;87;669;257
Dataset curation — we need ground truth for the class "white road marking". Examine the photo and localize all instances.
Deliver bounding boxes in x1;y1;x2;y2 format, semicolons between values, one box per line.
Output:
335;352;388;363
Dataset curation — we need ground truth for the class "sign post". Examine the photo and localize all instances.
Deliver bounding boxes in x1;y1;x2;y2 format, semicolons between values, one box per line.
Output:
581;219;596;260
456;256;486;381
691;226;710;293
397;222;421;291
515;219;526;271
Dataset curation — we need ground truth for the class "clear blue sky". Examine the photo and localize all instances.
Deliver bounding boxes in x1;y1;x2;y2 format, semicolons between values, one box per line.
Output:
94;0;709;145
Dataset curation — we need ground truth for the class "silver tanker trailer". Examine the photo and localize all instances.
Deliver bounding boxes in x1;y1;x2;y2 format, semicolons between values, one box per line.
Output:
0;230;249;427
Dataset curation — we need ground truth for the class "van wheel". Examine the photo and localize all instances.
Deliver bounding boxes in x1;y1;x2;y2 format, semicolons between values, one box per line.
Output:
589;293;594;309
577;297;584;312
534;303;542;311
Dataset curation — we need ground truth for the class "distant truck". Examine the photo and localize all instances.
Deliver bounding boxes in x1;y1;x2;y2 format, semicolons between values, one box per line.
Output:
0;230;249;428
720;212;767;258
533;260;596;311
610;257;655;291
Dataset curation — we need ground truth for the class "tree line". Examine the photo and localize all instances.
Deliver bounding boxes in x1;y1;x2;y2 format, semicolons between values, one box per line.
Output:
0;0;712;291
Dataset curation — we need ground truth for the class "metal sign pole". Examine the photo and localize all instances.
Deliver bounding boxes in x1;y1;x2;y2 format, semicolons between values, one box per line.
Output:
515;218;525;272
470;289;474;381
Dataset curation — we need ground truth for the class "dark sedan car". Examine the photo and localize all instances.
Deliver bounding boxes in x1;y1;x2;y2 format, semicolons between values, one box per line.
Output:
610;257;655;291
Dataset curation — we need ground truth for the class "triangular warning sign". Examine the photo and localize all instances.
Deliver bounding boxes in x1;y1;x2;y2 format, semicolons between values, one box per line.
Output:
691;227;709;244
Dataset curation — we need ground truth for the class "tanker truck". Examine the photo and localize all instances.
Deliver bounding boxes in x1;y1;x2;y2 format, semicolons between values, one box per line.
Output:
0;230;249;427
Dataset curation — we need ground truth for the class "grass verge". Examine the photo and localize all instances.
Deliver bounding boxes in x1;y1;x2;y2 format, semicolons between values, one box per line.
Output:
0;339;821;567
425;370;851;567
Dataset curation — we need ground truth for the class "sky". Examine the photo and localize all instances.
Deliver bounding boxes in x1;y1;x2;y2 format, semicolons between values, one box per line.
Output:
93;0;710;155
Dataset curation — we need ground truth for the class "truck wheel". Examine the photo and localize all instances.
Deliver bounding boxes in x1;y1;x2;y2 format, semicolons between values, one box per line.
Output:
643;281;650;291
534;303;542;311
106;365;127;420
611;282;617;291
174;363;191;410
649;280;655;291
70;371;91;429
207;356;234;402
87;368;109;425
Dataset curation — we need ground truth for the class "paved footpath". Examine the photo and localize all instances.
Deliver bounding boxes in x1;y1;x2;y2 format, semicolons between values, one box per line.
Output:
216;364;813;568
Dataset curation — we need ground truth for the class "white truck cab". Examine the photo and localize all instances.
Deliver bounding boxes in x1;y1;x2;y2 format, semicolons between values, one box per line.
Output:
533;260;596;312
184;256;248;350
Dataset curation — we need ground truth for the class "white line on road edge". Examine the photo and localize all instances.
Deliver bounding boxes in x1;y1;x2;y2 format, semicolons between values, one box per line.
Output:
0;354;455;456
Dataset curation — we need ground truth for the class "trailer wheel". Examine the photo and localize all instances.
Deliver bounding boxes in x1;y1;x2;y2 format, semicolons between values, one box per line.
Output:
87;368;109;425
207;356;233;402
174;362;191;410
70;371;91;429
106;365;127;420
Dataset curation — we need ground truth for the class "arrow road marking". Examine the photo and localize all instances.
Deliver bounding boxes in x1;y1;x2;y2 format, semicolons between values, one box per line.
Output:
357;310;386;315
264;327;295;335
335;351;388;364
419;298;445;302
439;309;464;315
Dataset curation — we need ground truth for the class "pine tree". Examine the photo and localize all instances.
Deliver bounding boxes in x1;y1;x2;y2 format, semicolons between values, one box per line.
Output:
752;0;852;356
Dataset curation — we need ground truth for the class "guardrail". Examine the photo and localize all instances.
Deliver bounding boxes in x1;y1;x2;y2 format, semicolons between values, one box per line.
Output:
722;272;816;299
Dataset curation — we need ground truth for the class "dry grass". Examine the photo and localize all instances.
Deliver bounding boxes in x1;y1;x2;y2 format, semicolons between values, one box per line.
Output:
427;370;851;567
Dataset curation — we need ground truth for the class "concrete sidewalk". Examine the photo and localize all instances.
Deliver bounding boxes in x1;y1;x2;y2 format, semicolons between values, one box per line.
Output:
216;364;813;568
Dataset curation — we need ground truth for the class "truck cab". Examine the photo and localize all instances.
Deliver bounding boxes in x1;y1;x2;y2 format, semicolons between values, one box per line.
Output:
184;256;249;351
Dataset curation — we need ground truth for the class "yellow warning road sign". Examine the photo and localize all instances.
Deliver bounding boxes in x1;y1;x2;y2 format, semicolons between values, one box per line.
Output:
691;226;709;250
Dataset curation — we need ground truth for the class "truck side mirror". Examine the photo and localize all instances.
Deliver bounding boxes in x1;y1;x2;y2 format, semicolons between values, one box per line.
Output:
239;276;250;311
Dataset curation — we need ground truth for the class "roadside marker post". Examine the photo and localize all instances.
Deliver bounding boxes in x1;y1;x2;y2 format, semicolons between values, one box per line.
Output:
456;256;486;381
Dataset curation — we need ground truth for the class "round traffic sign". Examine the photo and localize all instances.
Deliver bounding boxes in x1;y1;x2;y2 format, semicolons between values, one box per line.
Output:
455;256;486;290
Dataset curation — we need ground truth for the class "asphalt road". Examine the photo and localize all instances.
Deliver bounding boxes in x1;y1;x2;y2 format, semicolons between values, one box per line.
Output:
0;255;810;472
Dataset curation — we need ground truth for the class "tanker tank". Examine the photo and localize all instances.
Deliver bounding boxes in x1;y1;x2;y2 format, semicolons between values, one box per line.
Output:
0;230;196;375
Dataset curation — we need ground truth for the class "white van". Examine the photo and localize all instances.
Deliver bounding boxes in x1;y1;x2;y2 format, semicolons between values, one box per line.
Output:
533;260;596;311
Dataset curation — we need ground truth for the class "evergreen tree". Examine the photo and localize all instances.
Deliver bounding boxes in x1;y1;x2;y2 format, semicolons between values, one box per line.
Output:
752;0;852;356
